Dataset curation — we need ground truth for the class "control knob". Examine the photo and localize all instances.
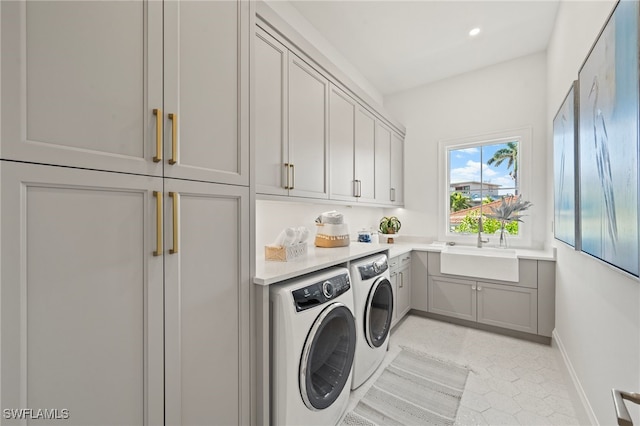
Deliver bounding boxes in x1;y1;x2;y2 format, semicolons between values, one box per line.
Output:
322;280;335;299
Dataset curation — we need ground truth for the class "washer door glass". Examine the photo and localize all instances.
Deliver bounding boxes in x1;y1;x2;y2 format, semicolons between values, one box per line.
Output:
300;302;356;411
365;278;393;348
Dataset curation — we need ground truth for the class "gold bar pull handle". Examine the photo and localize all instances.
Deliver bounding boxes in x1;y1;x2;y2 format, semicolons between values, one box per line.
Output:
169;192;179;254
153;108;163;162
168;113;178;165
153;191;162;256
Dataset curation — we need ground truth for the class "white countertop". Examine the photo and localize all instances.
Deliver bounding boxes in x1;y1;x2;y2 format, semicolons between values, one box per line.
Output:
254;242;556;286
254;243;388;286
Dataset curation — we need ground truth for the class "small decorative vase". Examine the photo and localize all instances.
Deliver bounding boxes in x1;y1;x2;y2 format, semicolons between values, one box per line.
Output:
386;229;395;244
499;223;508;248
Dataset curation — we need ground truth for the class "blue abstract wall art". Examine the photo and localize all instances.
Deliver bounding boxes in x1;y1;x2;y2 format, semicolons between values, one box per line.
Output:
579;0;639;276
553;82;578;248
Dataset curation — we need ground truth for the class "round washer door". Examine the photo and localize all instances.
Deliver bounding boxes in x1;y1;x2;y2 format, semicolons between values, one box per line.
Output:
300;302;356;411
364;277;393;348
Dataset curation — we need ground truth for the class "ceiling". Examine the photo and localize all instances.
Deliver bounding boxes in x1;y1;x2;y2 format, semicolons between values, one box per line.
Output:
289;0;560;96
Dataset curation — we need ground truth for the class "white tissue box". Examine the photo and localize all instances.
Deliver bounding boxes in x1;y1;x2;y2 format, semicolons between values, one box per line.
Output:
265;242;308;262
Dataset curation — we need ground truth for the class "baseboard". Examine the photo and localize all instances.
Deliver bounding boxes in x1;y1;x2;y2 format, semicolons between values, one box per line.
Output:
552;329;599;425
410;310;551;345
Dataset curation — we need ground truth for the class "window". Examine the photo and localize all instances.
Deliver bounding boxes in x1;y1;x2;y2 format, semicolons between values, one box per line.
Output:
439;128;532;246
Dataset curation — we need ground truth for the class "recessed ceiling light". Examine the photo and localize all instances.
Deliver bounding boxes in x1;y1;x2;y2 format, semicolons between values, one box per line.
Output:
469;27;481;37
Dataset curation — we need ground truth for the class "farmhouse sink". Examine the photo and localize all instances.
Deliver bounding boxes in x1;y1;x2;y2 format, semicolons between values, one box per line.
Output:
440;246;519;282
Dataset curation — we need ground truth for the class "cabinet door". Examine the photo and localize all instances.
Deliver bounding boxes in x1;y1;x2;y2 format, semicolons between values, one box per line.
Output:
389;269;399;327
390;132;404;205
354;106;376;203
411;252;429;312
0;1;163;177
254;28;289;196
397;265;412;321
428;276;477;321
288;54;329;199
164;179;250;426
329;86;356;201
477;282;538;334
374;122;391;204
0;161;164;425
163;0;249;186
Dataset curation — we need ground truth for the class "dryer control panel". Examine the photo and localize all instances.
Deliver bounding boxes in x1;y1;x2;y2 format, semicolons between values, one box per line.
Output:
292;273;351;312
357;255;389;280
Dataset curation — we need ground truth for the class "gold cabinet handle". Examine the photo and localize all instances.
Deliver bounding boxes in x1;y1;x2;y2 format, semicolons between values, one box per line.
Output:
169;192;179;254
153;108;163;162
168;113;178;165
153;191;162;256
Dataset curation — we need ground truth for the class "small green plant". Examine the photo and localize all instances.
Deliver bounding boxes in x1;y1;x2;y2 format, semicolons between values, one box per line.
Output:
379;216;402;234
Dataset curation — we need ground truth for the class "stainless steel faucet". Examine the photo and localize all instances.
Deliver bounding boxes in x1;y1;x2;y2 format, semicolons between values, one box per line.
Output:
477;216;489;248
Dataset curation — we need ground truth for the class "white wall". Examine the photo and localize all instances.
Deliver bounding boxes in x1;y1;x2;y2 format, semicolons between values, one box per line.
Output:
384;52;548;249
264;1;383;105
256;200;385;255
547;1;640;424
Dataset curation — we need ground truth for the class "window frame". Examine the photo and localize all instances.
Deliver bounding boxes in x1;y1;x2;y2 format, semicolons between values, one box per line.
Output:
438;127;532;247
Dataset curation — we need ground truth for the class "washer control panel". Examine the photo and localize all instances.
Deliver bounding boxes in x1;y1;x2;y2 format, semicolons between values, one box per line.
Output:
292;273;351;312
358;255;388;280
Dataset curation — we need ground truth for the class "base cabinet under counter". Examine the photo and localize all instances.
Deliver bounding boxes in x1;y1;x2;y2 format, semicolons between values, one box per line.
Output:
389;253;411;328
416;252;554;339
428;276;537;334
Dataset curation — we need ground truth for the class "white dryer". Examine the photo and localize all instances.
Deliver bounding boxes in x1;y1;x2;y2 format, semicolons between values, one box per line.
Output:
350;254;394;389
270;267;356;426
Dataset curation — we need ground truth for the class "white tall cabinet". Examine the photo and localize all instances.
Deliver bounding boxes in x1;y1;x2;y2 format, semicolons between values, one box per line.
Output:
1;163;166;425
1;1;252;425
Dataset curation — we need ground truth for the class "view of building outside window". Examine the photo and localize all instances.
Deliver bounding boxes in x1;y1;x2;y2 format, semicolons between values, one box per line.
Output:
449;141;520;235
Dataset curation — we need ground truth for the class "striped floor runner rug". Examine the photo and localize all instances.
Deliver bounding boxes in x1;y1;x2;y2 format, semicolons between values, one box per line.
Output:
342;348;469;425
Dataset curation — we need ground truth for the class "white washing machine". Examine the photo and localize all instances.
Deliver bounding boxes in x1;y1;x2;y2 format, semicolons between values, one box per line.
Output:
350;254;394;389
270;267;356;426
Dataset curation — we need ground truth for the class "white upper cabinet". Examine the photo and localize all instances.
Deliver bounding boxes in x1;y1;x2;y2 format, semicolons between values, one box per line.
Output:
354;106;377;203
254;28;289;196
254;20;405;206
287;54;329;199
391;131;405;205
375;122;392;205
163;1;249;185
329;86;357;201
0;1;163;176
329;85;378;204
1;0;250;185
254;34;329;199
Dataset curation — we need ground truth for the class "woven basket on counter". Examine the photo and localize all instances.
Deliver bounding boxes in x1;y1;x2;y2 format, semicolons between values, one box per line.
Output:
314;223;350;248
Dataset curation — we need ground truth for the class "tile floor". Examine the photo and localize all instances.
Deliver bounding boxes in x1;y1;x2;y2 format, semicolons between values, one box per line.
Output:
346;315;581;426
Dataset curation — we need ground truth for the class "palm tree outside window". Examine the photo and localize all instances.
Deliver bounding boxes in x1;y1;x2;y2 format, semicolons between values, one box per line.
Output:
448;140;520;235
